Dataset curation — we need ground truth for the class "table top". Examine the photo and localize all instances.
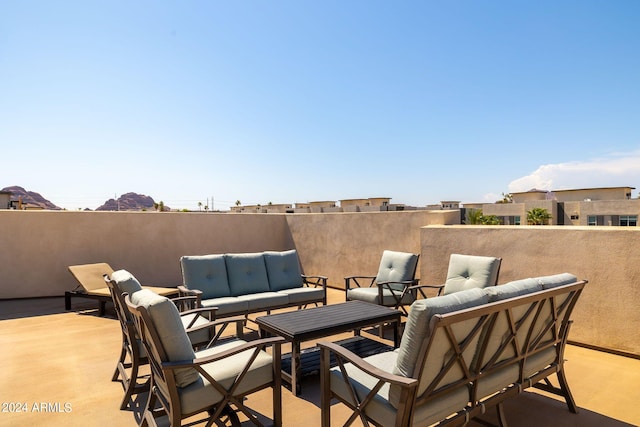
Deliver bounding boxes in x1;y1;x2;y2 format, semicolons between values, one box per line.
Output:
255;301;401;341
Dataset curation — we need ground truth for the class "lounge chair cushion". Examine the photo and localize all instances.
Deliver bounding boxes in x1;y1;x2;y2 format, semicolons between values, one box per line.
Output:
537;273;577;289
110;269;143;295
181;255;231;299
225;253;270;296
130;289;199;388
264;250;303;291
375;250;419;292
442;254;501;295
484;278;542;302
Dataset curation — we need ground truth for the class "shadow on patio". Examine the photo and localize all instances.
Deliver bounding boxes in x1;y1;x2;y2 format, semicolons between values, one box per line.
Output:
1;288;638;426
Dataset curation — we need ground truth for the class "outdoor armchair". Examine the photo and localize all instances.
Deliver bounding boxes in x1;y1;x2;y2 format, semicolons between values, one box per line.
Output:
125;288;284;427
104;270;218;410
345;250;419;315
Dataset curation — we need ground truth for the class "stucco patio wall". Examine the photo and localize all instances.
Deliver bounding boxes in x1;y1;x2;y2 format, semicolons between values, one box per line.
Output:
0;210;294;299
420;225;640;357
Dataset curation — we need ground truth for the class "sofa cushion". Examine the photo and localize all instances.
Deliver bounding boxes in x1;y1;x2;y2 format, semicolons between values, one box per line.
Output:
393;288;489;379
264;250;303;291
181;255;231;299
277;287;325;305
443;254;501;295
536;273;577;289
484;278;542;302
130;289;198;388
375;251;419;292
225;253;270;296
199;297;249;316
236;292;289;310
110;269;143;295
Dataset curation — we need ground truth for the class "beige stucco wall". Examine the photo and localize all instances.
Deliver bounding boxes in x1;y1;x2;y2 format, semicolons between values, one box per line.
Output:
420;225;640;356
0;211;293;299
286;210;459;287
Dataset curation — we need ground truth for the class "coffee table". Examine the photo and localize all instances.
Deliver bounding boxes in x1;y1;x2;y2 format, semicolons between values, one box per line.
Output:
255;301;401;395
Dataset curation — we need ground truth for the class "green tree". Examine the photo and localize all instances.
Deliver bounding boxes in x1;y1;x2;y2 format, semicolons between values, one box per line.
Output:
198;201;202;211
481;215;501;225
496;192;513;204
527;207;551;225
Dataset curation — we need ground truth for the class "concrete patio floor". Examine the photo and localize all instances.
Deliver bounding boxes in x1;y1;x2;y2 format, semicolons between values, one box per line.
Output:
1;288;639;427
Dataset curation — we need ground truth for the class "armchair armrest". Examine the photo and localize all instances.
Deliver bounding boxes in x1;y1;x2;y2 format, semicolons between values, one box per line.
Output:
302;274;328;288
407;283;444;297
163;336;285;369
318;341;418;388
185;315;248;349
171;295;202;311
179;306;218;326
344;275;376;290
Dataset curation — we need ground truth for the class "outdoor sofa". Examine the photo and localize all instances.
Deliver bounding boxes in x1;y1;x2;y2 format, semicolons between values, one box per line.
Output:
178;250;327;326
319;273;587;427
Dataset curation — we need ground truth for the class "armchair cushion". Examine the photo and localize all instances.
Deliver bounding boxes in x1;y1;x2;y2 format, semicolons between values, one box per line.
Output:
179;339;274;415
225;253;270;296
264;250;303;291
346;287;415;307
181;255;231;300
130;289;199;388
442;254;501;295
110;269;143;295
375;250;419;291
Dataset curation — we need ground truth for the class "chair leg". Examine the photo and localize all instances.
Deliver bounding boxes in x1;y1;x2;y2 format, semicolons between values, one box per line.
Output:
112;345;127;381
557;368;578;413
496;402;508;427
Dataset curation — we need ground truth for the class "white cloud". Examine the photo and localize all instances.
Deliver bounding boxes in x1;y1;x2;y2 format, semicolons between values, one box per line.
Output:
508;150;640;195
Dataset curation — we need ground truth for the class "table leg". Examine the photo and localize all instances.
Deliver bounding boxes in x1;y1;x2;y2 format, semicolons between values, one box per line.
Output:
393;319;400;348
291;340;301;396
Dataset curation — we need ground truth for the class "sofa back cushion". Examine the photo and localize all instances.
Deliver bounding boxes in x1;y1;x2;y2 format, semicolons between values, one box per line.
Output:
375;250;419;291
110;269;143;295
443;254;501;295
130;289;199;388
484;278;542;302
180;254;231;299
536;273;577;289
225;252;270;296
264;250;303;291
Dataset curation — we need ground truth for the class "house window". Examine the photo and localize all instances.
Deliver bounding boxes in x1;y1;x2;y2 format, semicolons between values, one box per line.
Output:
570;215;579;220
514;216;521;225
620;215;638;226
588;216;597;226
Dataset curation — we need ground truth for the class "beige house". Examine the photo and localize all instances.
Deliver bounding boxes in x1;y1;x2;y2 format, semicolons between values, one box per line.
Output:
484;187;638;226
0;191;11;209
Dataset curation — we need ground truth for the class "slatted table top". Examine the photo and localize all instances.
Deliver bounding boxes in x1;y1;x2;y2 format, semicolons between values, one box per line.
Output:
255;300;401;341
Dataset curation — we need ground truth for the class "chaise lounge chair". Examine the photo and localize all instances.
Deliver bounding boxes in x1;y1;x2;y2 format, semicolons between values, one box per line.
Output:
65;262;178;315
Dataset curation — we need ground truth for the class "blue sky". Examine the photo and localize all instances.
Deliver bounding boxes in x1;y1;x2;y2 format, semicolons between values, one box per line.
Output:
2;1;639;210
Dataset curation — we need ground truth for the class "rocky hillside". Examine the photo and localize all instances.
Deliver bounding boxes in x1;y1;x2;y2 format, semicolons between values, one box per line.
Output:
1;186;61;209
96;192;165;211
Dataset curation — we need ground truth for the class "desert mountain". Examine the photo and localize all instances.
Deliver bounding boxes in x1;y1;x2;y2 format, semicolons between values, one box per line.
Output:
96;192;166;211
1;186;61;210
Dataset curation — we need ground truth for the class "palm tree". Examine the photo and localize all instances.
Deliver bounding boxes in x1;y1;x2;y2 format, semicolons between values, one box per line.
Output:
466;209;484;225
198;201;202;211
527;207;551;225
481;215;501;225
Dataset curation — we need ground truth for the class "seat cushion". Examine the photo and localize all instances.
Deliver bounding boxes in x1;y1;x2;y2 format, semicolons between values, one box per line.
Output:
347;287;415;307
179;339;274;415
110;269;143;295
264;250;303;291
375;251;419;291
130;289;198;388
236;292;289;311
225;253;270;296
181;313;213;347
200;297;249;316
277;287;325;305
181;255;231;299
442;254;501;295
